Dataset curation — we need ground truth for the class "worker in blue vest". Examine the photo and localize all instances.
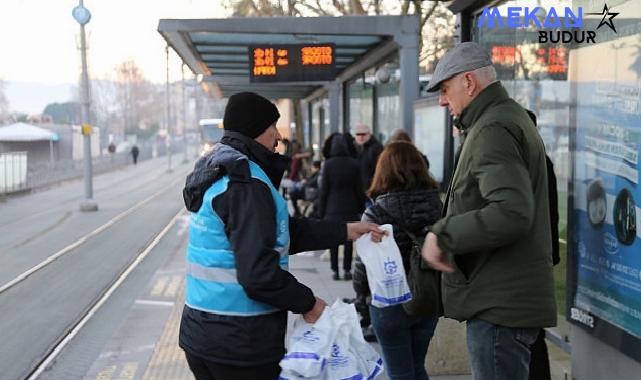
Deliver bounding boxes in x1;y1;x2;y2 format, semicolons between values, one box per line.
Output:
180;92;385;380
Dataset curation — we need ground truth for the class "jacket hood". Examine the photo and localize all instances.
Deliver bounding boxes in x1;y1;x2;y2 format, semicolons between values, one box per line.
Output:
202;142;247;168
182;143;248;212
329;133;356;158
221;131;290;187
182;131;290;212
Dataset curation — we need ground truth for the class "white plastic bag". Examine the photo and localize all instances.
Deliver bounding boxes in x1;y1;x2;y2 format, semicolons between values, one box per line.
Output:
323;302;363;380
280;301;383;380
325;301;383;380
355;224;412;308
280;307;336;378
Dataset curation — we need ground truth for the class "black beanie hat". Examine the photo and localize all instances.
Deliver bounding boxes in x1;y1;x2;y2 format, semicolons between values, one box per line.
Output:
223;92;280;139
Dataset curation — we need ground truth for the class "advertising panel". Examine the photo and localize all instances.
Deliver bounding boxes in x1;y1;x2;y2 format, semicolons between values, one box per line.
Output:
568;1;641;359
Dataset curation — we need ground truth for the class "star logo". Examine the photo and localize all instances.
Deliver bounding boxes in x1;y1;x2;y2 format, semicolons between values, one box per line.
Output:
588;4;619;33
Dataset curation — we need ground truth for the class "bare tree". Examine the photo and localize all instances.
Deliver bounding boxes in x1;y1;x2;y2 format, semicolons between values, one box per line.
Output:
0;79;10;123
221;0;456;70
113;60;157;134
420;2;457;72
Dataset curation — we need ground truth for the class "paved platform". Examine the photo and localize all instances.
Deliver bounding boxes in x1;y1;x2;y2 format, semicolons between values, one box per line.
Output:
90;246;570;380
133;249;471;380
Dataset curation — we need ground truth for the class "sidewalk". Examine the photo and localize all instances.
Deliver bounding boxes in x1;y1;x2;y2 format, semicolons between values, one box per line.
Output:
84;233;571;380
133;250;470;380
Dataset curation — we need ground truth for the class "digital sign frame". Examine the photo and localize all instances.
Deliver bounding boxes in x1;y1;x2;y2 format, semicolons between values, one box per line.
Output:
249;44;336;83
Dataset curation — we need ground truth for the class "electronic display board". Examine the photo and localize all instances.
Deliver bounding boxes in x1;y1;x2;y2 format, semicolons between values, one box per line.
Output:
249;44;336;83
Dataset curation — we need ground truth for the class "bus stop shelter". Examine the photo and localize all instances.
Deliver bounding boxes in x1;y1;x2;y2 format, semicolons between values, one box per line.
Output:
158;15;420;136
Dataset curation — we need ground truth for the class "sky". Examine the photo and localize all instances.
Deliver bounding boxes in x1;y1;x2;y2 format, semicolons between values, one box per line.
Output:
0;0;228;86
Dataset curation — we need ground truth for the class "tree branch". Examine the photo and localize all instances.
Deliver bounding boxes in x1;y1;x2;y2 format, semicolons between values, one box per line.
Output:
297;0;332;16
373;0;381;15
421;1;439;28
332;0;347;14
401;0;410;15
350;0;366;14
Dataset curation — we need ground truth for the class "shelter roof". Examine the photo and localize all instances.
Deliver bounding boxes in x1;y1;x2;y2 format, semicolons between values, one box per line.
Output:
0;123;59;142
158;15;419;100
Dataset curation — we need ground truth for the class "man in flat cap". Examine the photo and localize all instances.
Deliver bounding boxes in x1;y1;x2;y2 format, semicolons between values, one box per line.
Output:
421;42;556;380
180;92;384;380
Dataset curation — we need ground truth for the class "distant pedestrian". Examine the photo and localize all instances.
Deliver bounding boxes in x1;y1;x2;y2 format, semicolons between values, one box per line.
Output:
422;42;556;380
353;123;383;191
130;144;139;165
180;92;384;380
318;133;365;281
108;142;116;163
388;128;430;170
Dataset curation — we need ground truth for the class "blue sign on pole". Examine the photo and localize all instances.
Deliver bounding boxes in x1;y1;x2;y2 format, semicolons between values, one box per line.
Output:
72;5;91;25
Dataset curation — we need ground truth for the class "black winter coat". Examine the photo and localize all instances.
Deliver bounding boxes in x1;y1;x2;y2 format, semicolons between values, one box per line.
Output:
180;131;347;366
354;189;443;299
319;134;365;221
358;136;384;190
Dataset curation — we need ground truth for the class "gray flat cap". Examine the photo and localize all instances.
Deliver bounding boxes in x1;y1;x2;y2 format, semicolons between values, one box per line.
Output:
426;42;493;92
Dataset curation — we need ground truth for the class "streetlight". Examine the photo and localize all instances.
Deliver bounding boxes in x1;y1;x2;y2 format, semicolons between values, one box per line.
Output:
166;45;173;172
182;63;189;164
73;0;98;212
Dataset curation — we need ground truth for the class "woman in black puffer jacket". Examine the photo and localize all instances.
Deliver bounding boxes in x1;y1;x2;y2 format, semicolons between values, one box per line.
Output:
359;141;442;380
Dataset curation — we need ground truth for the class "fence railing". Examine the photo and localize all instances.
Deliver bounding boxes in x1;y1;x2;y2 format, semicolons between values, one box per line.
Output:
0;142;193;195
0;152;28;194
26;144;155;191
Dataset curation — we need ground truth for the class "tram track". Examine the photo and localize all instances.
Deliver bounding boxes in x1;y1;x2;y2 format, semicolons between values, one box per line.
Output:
0;161;180;230
0;177;182;296
0;158;191;380
24;210;184;380
0;172;180;254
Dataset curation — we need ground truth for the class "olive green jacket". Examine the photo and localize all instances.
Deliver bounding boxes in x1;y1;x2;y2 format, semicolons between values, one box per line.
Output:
431;82;557;328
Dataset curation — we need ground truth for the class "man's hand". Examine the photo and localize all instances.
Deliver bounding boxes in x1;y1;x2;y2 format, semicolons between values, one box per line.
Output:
421;232;454;272
346;222;386;242
303;297;327;323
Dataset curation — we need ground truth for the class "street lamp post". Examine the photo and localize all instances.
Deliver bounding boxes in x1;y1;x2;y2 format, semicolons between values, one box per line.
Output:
181;63;189;163
166;45;173;172
73;0;98;212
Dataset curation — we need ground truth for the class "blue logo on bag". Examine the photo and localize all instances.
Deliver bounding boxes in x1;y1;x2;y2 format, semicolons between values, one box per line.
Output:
384;258;398;275
331;344;340;357
328;344;349;367
302;330;320;343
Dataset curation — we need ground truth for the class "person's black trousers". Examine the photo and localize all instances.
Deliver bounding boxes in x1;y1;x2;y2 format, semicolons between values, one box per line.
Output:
330;242;353;273
184;351;281;380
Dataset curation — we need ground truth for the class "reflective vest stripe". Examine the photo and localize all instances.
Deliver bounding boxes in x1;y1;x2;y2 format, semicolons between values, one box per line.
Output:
187;259;289;283
186;275;277;316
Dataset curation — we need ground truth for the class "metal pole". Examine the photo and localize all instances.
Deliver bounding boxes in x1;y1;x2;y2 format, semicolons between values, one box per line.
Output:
327;82;340;133
3;154;6;192
49;139;54;168
78;0;97;211
166;45;172;172
194;79;202;158
181;63;188;163
11;154;15;192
